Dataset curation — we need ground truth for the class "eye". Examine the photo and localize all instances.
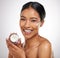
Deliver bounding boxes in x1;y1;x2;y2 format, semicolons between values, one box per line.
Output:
20;18;26;21
31;20;37;22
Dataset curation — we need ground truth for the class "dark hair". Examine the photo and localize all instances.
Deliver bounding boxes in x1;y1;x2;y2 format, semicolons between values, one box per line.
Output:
21;1;46;21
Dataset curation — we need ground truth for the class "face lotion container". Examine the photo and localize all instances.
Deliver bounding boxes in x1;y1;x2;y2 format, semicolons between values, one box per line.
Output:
9;33;19;44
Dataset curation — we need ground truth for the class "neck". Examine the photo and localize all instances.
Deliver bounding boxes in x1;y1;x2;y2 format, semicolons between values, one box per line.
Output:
25;34;39;47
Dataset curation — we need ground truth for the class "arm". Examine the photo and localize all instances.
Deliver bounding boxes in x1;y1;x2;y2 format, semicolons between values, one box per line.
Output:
38;40;52;58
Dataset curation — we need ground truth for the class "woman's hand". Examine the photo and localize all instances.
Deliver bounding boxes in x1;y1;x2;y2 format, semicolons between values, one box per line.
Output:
6;37;25;58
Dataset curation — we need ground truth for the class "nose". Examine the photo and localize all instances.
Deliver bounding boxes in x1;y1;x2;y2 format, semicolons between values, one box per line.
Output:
25;20;30;28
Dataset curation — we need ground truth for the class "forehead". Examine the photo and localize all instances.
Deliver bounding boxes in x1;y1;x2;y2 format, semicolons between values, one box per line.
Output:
20;7;40;19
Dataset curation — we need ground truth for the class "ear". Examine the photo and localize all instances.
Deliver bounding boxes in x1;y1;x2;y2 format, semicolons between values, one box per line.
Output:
40;20;44;27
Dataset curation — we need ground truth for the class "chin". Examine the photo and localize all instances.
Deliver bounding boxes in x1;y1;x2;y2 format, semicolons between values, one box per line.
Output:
23;34;33;40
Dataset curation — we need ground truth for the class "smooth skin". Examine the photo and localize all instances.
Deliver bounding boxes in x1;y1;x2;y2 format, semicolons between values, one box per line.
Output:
6;7;52;58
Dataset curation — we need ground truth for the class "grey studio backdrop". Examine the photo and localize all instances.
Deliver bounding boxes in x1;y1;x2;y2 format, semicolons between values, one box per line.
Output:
0;0;60;58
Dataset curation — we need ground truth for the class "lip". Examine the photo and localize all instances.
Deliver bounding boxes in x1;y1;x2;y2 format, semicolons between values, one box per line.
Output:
23;29;33;35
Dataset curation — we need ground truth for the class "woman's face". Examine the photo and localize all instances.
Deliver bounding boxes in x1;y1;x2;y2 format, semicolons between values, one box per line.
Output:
20;7;43;40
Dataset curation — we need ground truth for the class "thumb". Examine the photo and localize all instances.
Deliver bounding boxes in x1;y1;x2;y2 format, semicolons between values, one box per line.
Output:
16;38;21;48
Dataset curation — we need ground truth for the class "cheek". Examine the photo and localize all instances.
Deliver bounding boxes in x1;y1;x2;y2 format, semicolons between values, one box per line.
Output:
32;23;40;30
32;24;38;31
20;21;25;28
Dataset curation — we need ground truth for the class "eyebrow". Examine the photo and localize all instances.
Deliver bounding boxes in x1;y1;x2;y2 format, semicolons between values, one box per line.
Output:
21;15;38;20
30;17;38;20
20;16;26;18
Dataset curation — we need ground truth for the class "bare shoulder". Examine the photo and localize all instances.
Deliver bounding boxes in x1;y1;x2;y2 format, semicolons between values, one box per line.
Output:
38;36;52;58
39;36;51;48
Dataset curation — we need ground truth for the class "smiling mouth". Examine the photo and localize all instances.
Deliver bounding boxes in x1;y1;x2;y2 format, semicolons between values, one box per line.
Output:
23;29;33;35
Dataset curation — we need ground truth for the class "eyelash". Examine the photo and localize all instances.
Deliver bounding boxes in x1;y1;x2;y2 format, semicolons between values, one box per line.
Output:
21;19;25;21
31;20;36;22
21;19;37;22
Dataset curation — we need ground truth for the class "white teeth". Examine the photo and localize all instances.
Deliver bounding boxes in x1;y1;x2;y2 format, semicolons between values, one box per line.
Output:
25;30;31;32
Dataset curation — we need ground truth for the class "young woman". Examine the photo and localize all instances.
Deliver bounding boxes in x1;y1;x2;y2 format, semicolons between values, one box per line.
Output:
6;1;52;58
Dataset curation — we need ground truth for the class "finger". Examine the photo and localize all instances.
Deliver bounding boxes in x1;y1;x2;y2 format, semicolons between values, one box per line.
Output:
6;38;10;48
8;46;16;56
16;39;21;48
6;39;18;50
8;45;15;52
